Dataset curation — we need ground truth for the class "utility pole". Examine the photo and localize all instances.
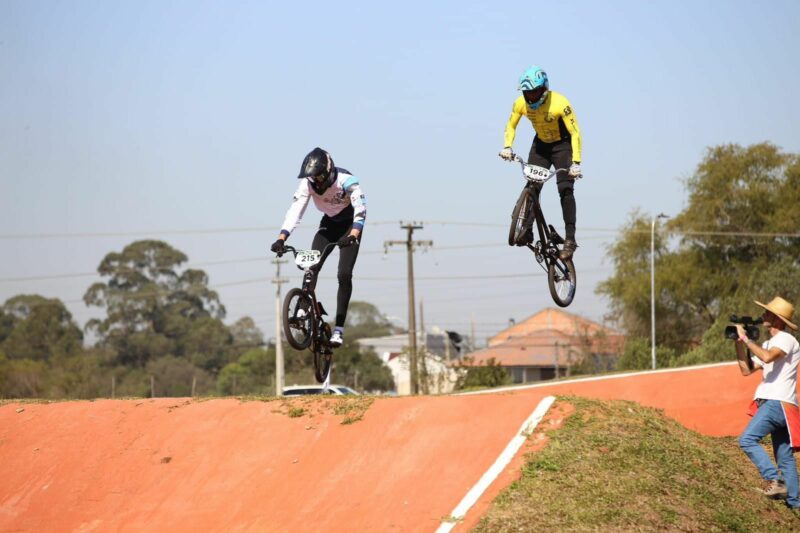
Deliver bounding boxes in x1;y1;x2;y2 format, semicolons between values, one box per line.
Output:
385;222;432;395
650;213;669;370
272;257;288;396
554;342;560;380
470;313;476;353
419;299;429;394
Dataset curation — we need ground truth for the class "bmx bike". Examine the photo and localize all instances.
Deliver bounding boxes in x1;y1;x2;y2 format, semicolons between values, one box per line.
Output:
277;242;337;383
506;154;578;307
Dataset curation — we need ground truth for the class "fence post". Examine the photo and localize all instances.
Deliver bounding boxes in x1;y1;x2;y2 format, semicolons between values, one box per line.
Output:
111;376;115;399
150;375;155;398
191;375;197;397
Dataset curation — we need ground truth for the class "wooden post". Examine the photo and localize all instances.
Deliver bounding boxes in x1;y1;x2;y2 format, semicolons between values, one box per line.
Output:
191;375;197;397
384;223;432;395
554;342;560;379
111;376;115;399
150;375;155;398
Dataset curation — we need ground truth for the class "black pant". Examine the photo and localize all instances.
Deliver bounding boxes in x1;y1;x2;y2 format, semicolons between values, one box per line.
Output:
309;214;360;328
527;137;576;240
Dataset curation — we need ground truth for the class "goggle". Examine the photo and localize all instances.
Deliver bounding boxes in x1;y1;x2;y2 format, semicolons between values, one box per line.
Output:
523;88;546;101
310;173;327;184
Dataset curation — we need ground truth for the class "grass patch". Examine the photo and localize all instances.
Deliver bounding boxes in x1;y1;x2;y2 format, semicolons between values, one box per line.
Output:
474;396;800;532
287;406;305;418
269;395;375;424
331;396;374;425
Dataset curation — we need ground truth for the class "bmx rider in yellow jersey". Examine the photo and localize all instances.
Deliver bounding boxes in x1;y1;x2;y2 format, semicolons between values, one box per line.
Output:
499;66;582;260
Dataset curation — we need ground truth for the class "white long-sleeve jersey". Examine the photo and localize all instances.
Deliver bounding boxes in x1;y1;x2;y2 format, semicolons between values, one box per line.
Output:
280;168;367;236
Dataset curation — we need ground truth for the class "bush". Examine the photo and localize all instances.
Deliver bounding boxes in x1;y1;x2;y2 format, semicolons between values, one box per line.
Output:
617;337;677;370
455;357;511;390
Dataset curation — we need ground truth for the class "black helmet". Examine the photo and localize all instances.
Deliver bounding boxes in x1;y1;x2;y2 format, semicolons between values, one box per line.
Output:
298;147;336;194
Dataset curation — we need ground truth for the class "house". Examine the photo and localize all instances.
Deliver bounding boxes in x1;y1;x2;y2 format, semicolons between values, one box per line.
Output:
466;308;625;384
357;331;459;395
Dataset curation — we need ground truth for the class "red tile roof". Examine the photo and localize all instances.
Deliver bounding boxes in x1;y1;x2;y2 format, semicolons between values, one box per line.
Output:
470;308;625;368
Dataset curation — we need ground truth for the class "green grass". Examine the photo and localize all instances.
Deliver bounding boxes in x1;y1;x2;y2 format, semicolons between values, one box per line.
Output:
474;396;800;532
287;406;305;418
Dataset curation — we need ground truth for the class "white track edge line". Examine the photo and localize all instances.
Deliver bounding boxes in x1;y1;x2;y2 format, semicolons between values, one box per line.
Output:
457;361;736;396
435;395;556;533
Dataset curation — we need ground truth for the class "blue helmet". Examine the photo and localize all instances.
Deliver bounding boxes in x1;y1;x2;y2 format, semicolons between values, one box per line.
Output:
518;66;549;110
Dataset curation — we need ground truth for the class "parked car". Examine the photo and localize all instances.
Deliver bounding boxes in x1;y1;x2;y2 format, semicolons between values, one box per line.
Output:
282;384;359;396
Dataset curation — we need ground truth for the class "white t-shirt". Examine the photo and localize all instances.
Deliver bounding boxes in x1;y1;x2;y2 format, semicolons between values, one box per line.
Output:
752;330;800;405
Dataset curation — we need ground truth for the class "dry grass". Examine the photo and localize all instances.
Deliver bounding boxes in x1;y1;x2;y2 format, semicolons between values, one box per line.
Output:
475;396;800;532
268;395;375;425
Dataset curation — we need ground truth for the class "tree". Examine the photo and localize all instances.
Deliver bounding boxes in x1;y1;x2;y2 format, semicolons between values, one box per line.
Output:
217;347;275;395
330;341;394;391
47;348;113;399
145;355;213;397
229;317;264;350
1;295;83;361
598;143;800;357
617;337;677;371
1;358;49;398
344;301;396;340
84;240;229;368
596;212;701;352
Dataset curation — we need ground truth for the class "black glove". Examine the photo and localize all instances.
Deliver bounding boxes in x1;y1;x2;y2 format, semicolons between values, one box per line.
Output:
271;239;286;255
337;234;358;248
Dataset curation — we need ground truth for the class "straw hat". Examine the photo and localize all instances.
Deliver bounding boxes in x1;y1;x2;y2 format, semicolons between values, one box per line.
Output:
754;296;797;330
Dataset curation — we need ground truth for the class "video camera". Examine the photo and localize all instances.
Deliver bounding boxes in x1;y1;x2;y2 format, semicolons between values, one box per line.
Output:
724;314;763;341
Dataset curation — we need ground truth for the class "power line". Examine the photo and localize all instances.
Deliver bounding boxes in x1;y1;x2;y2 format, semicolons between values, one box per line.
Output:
0;220;500;240
4;216;798;240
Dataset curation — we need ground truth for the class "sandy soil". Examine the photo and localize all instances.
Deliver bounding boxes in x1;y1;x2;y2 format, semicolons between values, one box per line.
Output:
0;363;758;532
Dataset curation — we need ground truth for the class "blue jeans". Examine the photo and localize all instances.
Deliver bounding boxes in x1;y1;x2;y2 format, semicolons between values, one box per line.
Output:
739;399;800;507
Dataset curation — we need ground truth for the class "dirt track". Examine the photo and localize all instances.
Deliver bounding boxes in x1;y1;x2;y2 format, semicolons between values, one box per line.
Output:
0;363;758;532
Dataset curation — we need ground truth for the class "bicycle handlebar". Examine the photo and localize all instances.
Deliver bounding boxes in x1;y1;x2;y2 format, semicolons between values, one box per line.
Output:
508;154;578;182
276;241;338;259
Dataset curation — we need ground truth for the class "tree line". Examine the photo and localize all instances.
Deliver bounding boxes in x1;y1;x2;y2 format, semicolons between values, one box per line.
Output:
0;240;395;399
598;142;800;369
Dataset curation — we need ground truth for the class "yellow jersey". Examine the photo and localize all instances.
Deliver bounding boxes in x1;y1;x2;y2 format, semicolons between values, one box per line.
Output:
504;91;582;162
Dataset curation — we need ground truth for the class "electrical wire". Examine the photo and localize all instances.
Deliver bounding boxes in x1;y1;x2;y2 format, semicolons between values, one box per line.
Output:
3;219;798;240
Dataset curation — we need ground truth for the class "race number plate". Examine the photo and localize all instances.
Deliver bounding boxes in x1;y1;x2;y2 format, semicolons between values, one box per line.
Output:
523;164;550;181
295;250;322;269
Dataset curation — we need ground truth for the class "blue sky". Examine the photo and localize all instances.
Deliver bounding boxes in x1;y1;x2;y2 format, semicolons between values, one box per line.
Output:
2;0;799;344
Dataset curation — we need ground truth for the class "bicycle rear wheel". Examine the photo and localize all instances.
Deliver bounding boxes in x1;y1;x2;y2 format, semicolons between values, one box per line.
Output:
313;322;333;383
508;189;532;246
283;288;313;350
548;258;577;307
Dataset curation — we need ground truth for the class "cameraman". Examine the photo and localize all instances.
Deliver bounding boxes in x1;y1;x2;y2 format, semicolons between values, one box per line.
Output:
735;296;800;508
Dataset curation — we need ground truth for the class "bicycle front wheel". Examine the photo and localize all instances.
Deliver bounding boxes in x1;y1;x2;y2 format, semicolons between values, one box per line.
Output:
283;288;313;350
508;189;532;246
313;322;333;383
548;258;577;307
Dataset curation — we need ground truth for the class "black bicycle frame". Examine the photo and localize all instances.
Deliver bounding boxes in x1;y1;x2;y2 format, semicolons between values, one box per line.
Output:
283;243;336;349
301;272;322;342
521;184;568;274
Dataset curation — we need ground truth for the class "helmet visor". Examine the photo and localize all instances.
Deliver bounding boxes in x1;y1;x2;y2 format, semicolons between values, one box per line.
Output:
523;88;546;105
